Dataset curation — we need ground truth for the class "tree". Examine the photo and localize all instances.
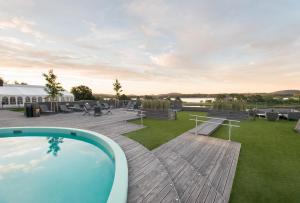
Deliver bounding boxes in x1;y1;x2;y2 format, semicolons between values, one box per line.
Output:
43;69;64;110
113;79;122;99
71;85;94;101
119;94;130;101
14;81;28;85
0;77;3;86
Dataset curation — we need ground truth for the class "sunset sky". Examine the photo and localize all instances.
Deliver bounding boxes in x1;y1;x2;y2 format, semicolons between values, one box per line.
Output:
0;0;299;95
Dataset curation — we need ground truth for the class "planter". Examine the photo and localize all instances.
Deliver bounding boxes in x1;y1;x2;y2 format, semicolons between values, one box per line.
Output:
144;109;176;120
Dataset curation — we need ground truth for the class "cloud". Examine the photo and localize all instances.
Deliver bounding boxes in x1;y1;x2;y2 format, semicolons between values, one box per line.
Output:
0;17;45;39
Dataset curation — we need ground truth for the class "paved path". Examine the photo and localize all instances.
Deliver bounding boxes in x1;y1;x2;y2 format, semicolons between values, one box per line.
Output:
194;118;226;136
153;128;241;203
0;110;180;203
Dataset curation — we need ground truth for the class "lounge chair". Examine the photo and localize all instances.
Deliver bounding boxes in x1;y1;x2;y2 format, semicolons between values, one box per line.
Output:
126;101;136;111
83;103;92;116
59;104;72;113
39;104;55;114
101;103;110;110
70;104;83;112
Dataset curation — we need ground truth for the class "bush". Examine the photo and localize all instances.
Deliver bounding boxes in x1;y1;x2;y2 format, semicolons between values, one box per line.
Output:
142;99;170;111
213;101;246;111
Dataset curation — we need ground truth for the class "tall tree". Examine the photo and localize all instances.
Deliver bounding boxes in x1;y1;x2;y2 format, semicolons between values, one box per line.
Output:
43;69;64;110
113;79;122;99
71;85;94;101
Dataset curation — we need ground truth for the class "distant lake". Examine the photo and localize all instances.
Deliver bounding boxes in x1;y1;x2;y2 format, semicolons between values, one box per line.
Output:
180;97;216;103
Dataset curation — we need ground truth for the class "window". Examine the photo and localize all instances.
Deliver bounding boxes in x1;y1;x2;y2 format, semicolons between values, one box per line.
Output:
38;97;43;102
2;97;8;105
9;97;16;105
32;97;37;103
17;97;23;105
25;97;30;103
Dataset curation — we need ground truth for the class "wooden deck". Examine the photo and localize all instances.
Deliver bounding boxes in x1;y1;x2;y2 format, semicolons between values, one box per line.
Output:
0;110;241;203
194;118;226;136
153;128;241;203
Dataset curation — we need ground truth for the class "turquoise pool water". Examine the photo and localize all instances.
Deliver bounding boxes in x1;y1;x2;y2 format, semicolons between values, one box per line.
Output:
0;133;115;203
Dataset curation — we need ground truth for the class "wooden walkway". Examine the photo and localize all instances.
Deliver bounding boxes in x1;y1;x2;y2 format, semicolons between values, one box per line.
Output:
0;110;180;203
153;128;241;203
194;118;226;136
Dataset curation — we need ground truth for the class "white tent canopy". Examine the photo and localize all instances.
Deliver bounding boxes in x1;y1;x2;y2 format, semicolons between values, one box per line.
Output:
0;84;74;108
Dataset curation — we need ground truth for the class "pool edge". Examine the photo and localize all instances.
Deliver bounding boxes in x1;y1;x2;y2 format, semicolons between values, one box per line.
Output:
0;127;128;203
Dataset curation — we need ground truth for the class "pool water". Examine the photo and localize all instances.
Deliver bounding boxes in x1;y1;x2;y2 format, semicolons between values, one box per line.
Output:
0;135;115;203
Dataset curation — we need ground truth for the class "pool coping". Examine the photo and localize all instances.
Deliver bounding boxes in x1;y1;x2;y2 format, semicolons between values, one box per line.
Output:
0;127;128;203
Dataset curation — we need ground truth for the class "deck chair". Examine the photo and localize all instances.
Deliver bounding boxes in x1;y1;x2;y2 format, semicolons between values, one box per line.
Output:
59;104;72;113
101;103;110;110
83;103;92;116
39;104;55;114
72;103;83;112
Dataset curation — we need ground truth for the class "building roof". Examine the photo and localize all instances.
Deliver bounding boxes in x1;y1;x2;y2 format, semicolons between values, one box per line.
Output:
0;84;73;97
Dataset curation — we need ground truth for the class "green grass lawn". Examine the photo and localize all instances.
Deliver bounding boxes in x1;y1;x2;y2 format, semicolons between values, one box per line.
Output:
212;119;300;203
126;111;206;150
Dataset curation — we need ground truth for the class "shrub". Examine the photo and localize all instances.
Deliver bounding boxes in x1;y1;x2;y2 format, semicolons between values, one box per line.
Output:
213;101;246;111
142;99;170;111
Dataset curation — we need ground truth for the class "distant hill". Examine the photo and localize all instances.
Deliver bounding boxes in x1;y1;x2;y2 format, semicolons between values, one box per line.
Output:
271;90;300;96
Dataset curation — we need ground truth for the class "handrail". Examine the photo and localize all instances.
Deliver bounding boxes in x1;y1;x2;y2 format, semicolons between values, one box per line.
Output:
190;115;240;141
190;114;240;123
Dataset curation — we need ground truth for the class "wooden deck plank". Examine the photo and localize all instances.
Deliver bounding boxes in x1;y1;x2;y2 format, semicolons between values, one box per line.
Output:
154;126;241;203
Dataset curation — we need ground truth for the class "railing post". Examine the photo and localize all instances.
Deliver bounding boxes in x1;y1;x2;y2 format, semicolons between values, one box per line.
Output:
139;110;144;127
228;120;232;141
195;116;198;136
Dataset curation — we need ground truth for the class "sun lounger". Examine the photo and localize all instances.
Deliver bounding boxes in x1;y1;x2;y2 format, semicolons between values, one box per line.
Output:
39;104;55;114
101;103;111;110
59;104;72;113
83;103;92;116
126;101;136;111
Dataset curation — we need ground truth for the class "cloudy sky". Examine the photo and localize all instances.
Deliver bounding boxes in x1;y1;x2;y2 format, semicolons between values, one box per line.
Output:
0;0;299;94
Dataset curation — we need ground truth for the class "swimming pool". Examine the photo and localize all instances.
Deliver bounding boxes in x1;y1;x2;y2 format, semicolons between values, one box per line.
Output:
0;127;128;203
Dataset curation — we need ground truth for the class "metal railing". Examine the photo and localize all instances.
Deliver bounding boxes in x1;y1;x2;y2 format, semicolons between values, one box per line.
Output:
137;110;146;126
190;115;240;141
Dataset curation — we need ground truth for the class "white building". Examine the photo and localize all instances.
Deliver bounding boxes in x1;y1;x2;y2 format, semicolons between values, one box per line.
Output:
0;84;74;108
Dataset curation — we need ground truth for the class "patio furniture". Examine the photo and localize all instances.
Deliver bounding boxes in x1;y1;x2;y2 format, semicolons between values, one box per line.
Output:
266;112;279;121
83;103;92;116
127;101;136;111
59;104;72;113
39;104;55;114
69;103;83;112
94;106;102;116
101;103;111;110
287;112;300;121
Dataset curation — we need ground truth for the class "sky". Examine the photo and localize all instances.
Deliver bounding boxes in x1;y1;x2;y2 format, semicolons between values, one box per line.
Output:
0;0;299;95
